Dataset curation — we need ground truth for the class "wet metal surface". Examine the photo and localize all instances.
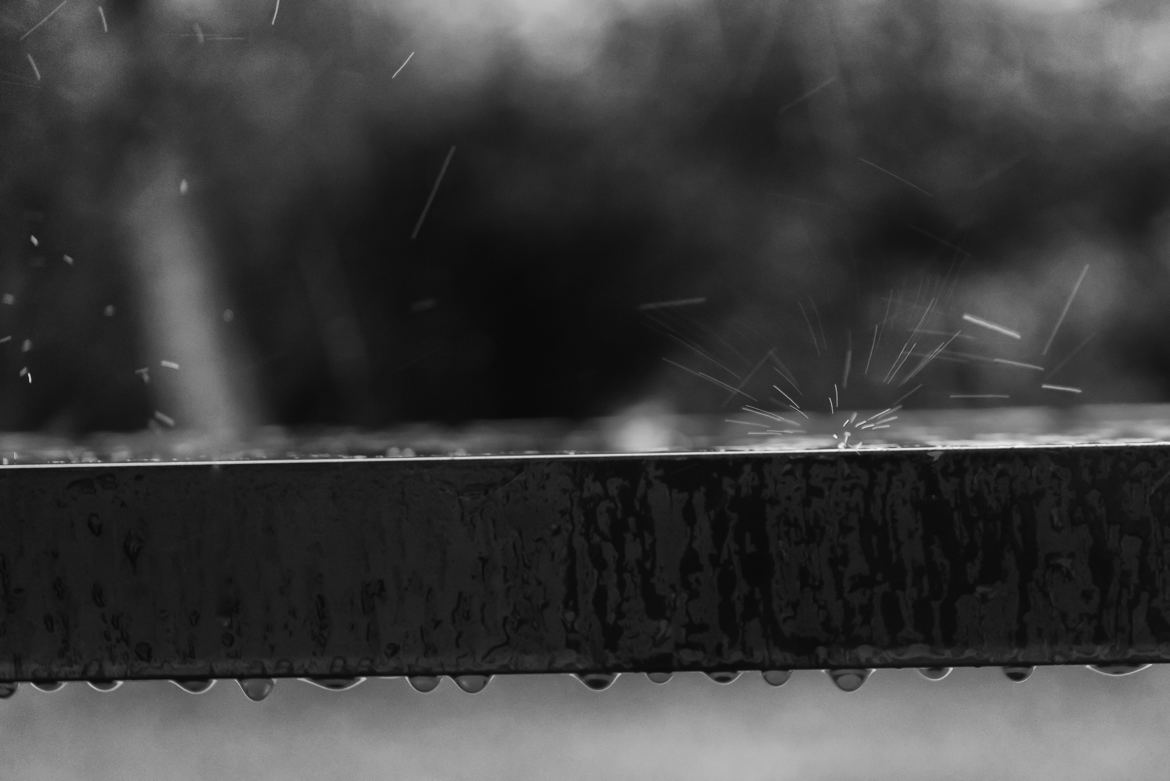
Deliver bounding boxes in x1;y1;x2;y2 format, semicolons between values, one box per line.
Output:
2;444;1170;681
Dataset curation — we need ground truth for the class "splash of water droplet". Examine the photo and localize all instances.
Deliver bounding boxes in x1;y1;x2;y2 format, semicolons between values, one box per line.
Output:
762;669;792;687
237;677;275;701
301;677;365;691
0;682;16;699
575;672;618;691
31;681;64;692
918;667;952;681
827;668;871;692
87;680;123;692
171;678;216;694
407;675;441;693
1002;665;1034;682
453;674;491;694
1088;663;1151;677
645;671;672;684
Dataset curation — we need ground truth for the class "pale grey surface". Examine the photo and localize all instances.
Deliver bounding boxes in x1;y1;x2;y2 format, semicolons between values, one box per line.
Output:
1;667;1166;780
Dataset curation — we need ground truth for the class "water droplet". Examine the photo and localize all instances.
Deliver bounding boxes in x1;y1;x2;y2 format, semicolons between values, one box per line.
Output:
1088;663;1151;677
87;680;122;692
0;682;16;699
762;669;792;687
31;681;64;692
301;677;365;691
918;667;952;681
1002;665;1034;682
645;671;672;685
237;677;275;702
827;668;871;692
453;674;490;694
706;670;740;685
575;672;618;691
171;678;216;694
407;675;441;693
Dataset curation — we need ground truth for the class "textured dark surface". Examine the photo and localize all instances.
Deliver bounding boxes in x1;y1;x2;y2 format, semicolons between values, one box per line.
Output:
3;442;1170;682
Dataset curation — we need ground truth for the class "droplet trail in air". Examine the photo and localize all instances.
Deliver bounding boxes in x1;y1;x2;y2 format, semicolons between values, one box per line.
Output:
1002;665;1034;682
706;670;740;685
918;667;952;681
645;671;672;684
1088;663;1151;677
238;677;275;701
762;669;792;687
453;674;490;694
576;672;618;691
408;675;440;693
827;668;871;692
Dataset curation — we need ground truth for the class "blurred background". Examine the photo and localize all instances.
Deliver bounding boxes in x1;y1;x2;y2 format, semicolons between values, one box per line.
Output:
6;1;1170;778
2;0;1170;435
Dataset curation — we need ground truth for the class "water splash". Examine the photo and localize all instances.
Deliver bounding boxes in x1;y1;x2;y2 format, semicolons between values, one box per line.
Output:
453;674;491;694
0;682;16;699
645;671;672;684
301;677;366;691
31;681;64;692
87;680;123;692
706;670;740;685
1088;663;1151;677
917;666;952;681
237;677;276;701
171;678;216;694
762;669;792;687
827;668;871;692
1002;665;1034;682
407;675;441;693
575;672;619;691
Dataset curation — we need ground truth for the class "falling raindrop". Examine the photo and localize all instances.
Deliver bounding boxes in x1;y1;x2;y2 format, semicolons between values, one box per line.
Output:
237;677;275;702
762;669;792;687
1088;663;1151;677
575;672;618;691
31;681;64;692
301;677;365;691
87;680;123;692
453;674;491;694
645;671;672;684
706;671;740;685
0;682;16;699
1002;665;1034;682
918;667;952;681
827;669;871;692
171;678;216;694
407;675;441;693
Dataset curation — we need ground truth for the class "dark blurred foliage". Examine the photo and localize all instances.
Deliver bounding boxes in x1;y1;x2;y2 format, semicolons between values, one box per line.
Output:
2;0;1170;432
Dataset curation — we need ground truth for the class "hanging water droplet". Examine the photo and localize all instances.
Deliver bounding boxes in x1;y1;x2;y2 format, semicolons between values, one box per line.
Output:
453;674;491;694
301;677;365;691
827;668;871;692
706;670;741;685
31;680;64;692
1088;663;1151;677
87;680;122;692
1002;665;1034;682
237;677;275;701
762;669;792;687
171;678;216;694
645;671;672;685
918;667;952;681
407;675;441;693
0;682;16;699
575;672;618;691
